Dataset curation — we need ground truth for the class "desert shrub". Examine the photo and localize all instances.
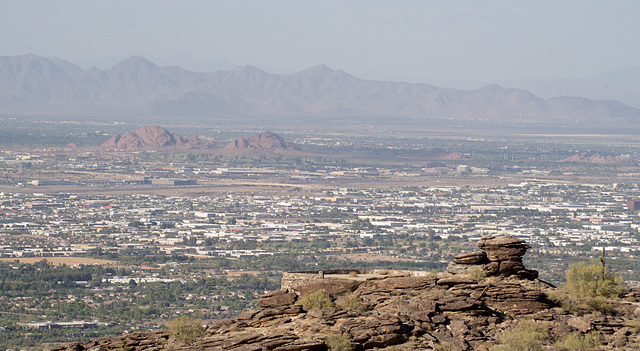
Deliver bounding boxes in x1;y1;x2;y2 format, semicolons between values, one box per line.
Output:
555;331;601;350
548;290;614;315
336;294;366;311
325;333;353;351
115;342;134;351
565;259;626;298
548;289;584;314
585;296;613;314
299;289;335;311
489;320;549;351
629;319;640;333
467;266;487;282
168;315;205;345
434;341;462;351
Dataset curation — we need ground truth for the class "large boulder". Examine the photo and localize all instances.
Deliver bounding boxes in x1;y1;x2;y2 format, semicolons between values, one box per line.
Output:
477;235;530;261
453;251;488;264
259;290;297;307
293;278;360;298
447;235;538;279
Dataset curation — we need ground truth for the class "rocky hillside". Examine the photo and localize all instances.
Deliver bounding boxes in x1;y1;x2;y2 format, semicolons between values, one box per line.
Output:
225;131;295;151
53;236;640;350
101;125;213;150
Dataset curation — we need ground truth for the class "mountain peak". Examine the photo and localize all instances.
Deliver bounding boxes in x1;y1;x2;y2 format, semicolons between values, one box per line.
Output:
110;56;159;71
0;53;80;73
230;65;267;75
476;84;504;92
291;64;334;78
225;65;273;83
307;64;333;74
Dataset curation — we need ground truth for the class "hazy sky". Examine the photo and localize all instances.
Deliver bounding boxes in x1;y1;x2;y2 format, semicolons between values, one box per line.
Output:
2;0;638;82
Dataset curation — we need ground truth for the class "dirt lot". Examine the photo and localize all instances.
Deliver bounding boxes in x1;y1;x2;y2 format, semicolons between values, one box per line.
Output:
0;257;117;266
326;253;416;262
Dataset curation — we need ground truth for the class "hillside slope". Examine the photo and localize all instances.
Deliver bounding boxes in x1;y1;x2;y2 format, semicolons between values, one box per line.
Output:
53;236;640;351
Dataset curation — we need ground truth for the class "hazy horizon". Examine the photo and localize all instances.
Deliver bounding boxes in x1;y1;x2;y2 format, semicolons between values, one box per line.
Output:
2;1;639;84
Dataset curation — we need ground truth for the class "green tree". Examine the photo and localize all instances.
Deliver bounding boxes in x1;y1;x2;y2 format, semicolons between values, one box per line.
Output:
565;259;626;298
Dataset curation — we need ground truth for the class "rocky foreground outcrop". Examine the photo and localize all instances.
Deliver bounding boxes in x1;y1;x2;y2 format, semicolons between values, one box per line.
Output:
54;236;640;350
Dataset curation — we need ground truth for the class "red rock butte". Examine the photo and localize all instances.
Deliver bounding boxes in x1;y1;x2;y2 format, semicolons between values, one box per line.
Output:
225;131;295;151
101;125;213;150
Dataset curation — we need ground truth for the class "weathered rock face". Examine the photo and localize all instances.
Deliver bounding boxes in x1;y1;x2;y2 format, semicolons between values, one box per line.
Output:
447;235;538;279
101;125;213;150
52;236;640;351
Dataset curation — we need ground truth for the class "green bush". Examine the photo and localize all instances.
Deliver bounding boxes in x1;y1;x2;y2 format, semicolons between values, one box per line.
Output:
299;289;335;311
489;320;549;351
565;259;626;298
585;296;613;314
168;315;205;345
336;294;366;311
547;290;581;314
325;333;353;351
555;331;601;350
467;267;487;282
549;290;614;315
116;342;134;351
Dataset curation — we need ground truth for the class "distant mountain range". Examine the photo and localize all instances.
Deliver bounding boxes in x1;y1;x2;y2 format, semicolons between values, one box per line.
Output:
1;54;638;129
500;66;640;110
439;66;640;110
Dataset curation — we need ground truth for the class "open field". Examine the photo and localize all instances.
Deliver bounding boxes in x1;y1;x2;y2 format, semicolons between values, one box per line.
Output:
0;176;517;196
326;253;418;262
0;175;628;197
515;133;640;140
0;257;117;266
